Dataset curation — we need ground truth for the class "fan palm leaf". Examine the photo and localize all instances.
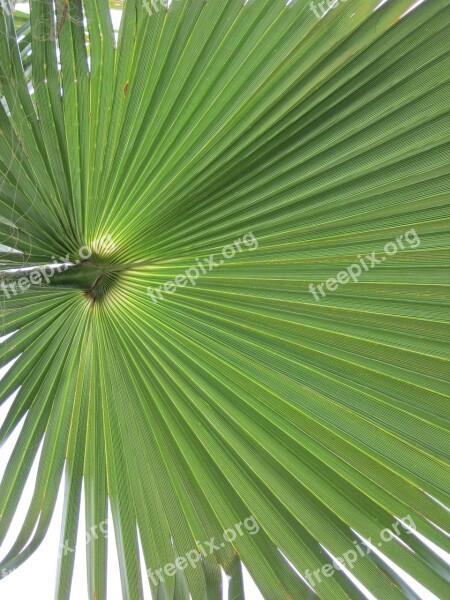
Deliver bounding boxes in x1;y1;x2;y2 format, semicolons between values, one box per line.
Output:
0;0;449;598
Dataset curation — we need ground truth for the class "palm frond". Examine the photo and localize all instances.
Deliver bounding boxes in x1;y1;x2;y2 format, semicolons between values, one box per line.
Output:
0;1;449;599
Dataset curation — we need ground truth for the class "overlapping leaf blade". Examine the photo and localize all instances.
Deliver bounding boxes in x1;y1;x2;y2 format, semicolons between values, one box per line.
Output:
0;1;449;599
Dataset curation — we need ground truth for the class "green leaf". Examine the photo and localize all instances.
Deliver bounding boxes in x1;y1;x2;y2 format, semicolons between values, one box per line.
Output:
1;1;449;599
